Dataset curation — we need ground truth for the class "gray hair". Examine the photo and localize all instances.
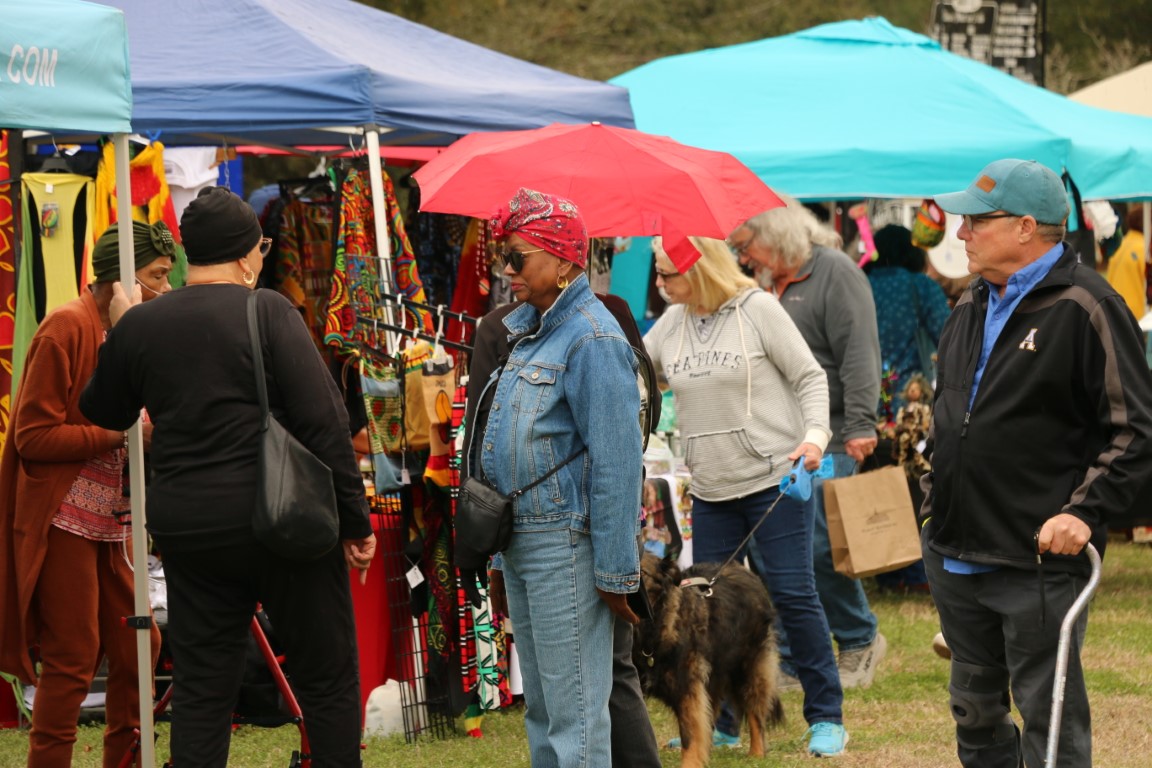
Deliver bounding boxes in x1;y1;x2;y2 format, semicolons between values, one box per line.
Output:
1035;222;1066;244
743;199;842;270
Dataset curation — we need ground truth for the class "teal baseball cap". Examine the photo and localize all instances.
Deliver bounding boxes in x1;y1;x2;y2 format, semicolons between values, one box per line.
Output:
934;159;1070;225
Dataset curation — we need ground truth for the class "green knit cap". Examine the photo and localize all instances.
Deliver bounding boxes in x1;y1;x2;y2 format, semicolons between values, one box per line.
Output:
91;221;177;283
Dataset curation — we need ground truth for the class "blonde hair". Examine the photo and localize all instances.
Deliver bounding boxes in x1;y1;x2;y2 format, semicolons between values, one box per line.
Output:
654;235;757;314
744;198;842;270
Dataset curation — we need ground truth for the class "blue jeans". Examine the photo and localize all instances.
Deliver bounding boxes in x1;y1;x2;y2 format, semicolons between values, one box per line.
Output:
777;453;878;658
502;527;614;768
692;487;843;728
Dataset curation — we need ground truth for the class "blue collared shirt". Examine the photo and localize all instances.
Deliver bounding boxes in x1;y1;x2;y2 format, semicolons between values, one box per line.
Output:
947;242;1064;575
968;242;1065;410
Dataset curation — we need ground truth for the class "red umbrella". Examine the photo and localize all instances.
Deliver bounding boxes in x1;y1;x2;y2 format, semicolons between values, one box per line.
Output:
413;122;784;271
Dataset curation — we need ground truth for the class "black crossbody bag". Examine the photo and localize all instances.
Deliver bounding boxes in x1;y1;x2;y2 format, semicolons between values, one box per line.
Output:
455;373;583;570
247;290;339;561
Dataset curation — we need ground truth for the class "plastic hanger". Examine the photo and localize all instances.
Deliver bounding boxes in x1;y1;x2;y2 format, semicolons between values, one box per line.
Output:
38;137;70;173
425;306;452;373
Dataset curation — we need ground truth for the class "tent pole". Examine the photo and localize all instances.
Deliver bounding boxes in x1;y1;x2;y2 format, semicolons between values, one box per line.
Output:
114;133;156;768
365;127;400;354
1144;203;1150;265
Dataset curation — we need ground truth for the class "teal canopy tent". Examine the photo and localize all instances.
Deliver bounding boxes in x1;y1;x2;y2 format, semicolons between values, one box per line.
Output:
613;17;1152;202
1;0;132;134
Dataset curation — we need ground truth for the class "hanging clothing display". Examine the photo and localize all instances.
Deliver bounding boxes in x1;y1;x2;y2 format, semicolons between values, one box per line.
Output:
446;219;489;347
93;140;182;246
0;131;15;436
12;172;94;390
163;147;219;222
419;360;456;488
413;213;468;309
323;166;433;359
275;186;337;350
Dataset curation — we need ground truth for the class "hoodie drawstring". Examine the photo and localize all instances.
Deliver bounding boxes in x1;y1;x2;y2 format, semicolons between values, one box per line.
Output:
735;300;752;417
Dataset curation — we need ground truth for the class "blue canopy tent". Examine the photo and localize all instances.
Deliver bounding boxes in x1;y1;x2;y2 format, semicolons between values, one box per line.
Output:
1;1;158;763
88;0;634;147
67;0;635;343
613;17;1152;202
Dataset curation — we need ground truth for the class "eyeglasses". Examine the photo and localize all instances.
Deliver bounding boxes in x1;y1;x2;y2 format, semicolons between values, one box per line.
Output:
258;237;274;256
654;267;682;279
496;246;547;273
961;213;1019;231
727;236;755;257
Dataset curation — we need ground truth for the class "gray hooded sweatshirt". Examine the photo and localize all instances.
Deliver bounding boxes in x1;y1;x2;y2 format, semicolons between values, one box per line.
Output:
644;288;830;501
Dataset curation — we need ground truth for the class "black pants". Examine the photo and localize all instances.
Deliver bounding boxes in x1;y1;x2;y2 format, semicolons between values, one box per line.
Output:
610;614;661;768
923;542;1092;768
160;538;362;768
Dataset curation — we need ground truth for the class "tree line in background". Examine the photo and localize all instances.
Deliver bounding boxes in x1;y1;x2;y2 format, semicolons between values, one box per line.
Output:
367;0;1150;95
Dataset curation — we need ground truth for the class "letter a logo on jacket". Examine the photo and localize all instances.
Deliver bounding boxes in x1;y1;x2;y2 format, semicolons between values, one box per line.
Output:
1019;328;1038;352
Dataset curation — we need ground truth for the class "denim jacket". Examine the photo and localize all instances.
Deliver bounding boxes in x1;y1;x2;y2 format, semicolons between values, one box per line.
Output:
479;275;642;592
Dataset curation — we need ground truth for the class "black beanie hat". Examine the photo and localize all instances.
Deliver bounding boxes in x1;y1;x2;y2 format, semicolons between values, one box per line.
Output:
180;186;262;265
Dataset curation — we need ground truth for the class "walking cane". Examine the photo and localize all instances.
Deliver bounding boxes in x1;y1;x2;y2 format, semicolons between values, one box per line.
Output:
1044;542;1102;767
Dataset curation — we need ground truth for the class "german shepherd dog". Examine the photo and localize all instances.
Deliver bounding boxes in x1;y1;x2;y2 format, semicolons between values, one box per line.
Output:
633;553;784;768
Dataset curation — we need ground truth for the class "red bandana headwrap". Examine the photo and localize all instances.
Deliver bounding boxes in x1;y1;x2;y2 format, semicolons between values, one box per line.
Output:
490;187;588;269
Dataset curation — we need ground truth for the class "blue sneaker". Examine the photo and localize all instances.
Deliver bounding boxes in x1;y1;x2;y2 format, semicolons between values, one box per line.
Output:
805;722;848;757
666;729;742;749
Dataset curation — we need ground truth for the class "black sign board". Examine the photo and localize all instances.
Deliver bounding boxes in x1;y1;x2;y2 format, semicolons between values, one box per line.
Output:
931;1;1045;86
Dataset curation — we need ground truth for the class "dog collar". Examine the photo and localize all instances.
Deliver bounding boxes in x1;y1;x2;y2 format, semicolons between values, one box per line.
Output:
679;576;715;597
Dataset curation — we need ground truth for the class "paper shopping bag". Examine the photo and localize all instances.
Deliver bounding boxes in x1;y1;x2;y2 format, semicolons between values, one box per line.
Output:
824;466;921;578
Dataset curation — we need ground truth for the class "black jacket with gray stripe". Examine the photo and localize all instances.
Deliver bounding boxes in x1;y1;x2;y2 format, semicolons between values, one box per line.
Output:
922;244;1152;575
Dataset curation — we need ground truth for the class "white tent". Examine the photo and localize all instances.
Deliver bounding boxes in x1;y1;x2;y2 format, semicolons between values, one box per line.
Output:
1071;62;1152;256
1070;61;1152;119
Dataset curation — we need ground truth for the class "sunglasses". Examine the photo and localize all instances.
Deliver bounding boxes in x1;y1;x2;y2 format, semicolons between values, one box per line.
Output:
961;213;1018;230
258;237;274;256
497;246;547;273
654;267;682;279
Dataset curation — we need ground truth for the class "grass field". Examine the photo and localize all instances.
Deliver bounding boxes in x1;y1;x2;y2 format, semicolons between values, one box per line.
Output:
2;538;1148;767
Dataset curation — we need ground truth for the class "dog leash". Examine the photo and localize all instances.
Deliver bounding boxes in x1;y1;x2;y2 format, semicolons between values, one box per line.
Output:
679;456;833;597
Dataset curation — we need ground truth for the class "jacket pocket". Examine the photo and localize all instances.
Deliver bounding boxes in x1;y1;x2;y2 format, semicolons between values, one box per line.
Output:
514;364;560;415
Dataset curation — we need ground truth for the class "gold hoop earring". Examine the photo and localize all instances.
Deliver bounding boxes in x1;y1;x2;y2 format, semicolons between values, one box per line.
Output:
242;270;256;286
557;274;569;290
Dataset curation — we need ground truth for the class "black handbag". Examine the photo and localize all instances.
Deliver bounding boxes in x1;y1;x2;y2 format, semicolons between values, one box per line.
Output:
455;374;584;569
247;290;339;561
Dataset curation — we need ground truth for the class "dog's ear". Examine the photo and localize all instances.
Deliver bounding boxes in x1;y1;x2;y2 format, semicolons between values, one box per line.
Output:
658;553;681;583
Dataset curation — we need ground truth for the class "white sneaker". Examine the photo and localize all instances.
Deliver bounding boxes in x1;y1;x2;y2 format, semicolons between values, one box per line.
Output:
932;632;952;660
837;633;887;689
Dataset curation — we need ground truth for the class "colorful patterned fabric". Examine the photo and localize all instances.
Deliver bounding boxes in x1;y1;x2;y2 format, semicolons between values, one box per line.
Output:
54;448;128;541
420;365;455;488
323;167;432;359
424;491;452;658
0;131;14;439
360;354;404;455
402;342;433;451
447;220;488;348
276;198;335;350
490;187;588;268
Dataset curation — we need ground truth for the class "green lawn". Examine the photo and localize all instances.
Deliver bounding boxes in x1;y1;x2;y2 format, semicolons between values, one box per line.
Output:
2;538;1148;767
